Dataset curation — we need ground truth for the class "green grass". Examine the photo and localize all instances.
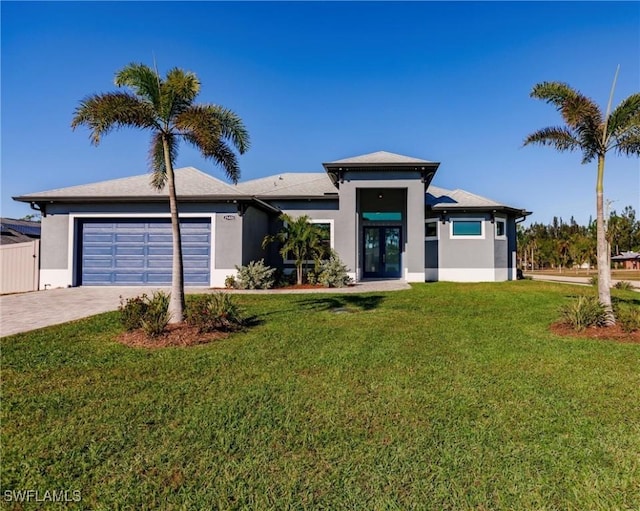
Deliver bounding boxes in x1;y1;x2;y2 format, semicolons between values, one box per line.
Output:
2;282;639;510
529;269;640;281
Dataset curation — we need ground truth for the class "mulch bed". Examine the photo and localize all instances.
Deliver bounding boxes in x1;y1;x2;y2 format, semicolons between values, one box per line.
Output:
117;323;228;348
550;322;640;344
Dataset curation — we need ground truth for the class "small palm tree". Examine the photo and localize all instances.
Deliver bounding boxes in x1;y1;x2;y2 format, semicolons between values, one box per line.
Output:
72;63;249;322
524;79;640;323
262;214;329;285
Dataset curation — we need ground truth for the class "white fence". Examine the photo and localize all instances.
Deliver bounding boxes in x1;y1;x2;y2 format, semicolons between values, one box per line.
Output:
0;240;40;294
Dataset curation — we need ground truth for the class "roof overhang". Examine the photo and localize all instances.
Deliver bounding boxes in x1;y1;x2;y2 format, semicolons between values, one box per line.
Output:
13;195;282;216
322;161;441;188
428;205;532;218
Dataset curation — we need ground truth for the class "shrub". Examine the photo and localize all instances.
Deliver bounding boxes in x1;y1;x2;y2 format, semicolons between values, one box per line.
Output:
235;259;276;289
589;275;598;286
614;303;640;333
139;291;171;337
614;280;633;291
119;292;171;337
225;275;237;289
186;292;245;333
560;295;607;331
119;294;149;331
316;254;353;288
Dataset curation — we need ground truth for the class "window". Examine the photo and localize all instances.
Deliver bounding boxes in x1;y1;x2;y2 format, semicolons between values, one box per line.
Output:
451;219;484;239
362;212;402;222
495;219;506;238
283;219;334;263
425;220;438;240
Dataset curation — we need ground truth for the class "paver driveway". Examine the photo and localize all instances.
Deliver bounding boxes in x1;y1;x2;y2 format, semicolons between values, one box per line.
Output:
0;280;410;337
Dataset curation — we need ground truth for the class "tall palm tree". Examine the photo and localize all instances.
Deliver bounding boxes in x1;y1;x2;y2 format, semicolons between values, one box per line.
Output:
262;214;329;285
524;79;640;323
72;63;249;322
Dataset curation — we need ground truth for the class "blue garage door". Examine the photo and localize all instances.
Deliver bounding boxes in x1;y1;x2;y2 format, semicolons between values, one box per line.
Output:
80;218;211;286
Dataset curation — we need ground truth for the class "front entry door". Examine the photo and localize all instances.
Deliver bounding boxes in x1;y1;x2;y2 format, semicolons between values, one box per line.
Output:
363;226;401;278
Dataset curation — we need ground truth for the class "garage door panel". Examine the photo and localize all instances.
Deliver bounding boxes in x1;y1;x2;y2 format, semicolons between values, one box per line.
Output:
114;258;145;269
84;233;115;243
81;219;210;286
115;246;146;256
146;273;172;284
83;258;114;269
83;246;115;256
147;246;173;256
114;273;147;284
115;233;146;243
147;257;173;268
148;234;173;243
182;247;210;256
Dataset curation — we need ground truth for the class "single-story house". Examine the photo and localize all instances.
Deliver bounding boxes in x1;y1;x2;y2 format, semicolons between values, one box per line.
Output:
611;251;640;270
14;151;530;289
0;218;41;245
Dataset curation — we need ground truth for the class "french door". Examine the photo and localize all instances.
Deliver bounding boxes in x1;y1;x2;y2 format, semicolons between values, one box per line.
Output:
363;226;401;278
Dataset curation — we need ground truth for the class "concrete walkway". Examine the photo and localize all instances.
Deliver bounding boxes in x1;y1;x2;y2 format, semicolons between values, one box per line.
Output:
0;280;410;338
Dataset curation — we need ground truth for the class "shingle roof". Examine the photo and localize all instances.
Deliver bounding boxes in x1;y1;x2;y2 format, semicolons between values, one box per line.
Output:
326;151;435;165
612;251;640;261
14;167;245;201
0;218;41;244
426;185;526;212
236;173;336;197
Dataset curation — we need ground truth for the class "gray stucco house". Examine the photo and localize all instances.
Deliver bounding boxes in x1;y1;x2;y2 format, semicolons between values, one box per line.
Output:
14;151;530;289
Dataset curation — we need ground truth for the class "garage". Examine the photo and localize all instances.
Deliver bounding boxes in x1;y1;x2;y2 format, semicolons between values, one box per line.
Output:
79;218;211;286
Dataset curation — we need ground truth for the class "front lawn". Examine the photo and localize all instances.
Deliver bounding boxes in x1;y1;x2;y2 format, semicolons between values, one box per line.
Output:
2;282;639;510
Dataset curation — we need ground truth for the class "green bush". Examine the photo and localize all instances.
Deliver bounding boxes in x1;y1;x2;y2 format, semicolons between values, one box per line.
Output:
139;291;171;337
614;303;640;333
316;254;353;288
224;275;237;289
560;295;607;331
118;292;171;337
186;292;245;333
235;259;276;289
614;280;633;291
118;294;149;331
589;275;599;286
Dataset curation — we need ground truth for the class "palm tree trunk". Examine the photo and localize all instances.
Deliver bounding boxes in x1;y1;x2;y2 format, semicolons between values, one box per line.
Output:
595;155;614;324
163;135;185;323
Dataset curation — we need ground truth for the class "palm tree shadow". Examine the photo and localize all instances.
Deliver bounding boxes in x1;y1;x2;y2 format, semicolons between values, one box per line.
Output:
295;294;385;312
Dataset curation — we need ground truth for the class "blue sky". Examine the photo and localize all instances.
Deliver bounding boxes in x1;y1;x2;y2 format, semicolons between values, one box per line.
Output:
2;1;639;225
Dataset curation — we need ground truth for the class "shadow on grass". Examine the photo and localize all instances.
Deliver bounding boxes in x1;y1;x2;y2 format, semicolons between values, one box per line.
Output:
295;294;385;312
243;315;265;329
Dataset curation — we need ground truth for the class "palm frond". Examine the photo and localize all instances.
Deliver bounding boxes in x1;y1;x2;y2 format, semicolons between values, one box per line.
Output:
531;81;602;129
114;63;161;110
523;127;581;152
183;133;240;183
612;131;640;157
71;92;157;145
606;93;640;143
148;132;178;190
163;68;200;117
175;105;250;154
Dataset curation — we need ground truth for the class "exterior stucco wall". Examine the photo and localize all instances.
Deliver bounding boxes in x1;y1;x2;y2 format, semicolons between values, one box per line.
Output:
437;213;495;281
40;213;69;270
39;201;243;288
339;171;425;282
214;212;243;273
241;206;270;265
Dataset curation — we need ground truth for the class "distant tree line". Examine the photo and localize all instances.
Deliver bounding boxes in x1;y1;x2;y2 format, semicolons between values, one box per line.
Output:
518;206;639;271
